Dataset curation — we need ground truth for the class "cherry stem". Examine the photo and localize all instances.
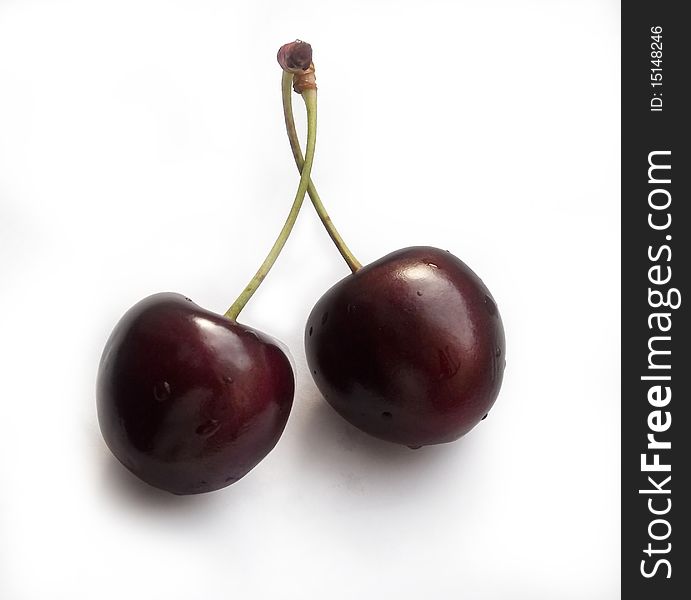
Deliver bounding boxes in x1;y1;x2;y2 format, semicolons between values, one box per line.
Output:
281;71;362;272
225;88;318;321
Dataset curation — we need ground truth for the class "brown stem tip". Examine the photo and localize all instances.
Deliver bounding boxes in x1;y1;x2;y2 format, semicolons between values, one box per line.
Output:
277;40;317;94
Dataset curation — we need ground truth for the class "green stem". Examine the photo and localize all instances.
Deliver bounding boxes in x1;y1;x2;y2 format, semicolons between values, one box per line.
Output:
225;88;318;321
281;72;362;272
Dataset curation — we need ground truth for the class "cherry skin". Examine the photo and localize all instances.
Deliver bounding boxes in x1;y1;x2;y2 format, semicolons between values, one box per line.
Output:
305;246;505;448
97;293;294;494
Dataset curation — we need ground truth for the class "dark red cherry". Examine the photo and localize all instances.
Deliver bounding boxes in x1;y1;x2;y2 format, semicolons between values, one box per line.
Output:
305;246;505;448
97;293;294;494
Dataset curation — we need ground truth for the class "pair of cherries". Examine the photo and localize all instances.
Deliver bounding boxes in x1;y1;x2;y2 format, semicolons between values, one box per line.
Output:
97;42;506;495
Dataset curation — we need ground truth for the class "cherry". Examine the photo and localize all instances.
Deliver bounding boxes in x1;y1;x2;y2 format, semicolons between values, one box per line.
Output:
278;44;506;448
98;41;321;494
97;293;294;494
304;247;505;447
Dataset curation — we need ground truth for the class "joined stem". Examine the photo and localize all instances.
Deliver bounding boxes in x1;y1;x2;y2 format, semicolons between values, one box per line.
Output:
225;88;318;321
281;72;361;272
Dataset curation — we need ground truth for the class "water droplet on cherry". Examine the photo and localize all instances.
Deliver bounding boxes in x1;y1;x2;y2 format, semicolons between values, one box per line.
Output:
153;381;171;402
196;419;220;436
484;295;497;316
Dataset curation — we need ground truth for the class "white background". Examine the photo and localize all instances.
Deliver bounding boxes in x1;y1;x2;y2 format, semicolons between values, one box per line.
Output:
0;1;620;598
